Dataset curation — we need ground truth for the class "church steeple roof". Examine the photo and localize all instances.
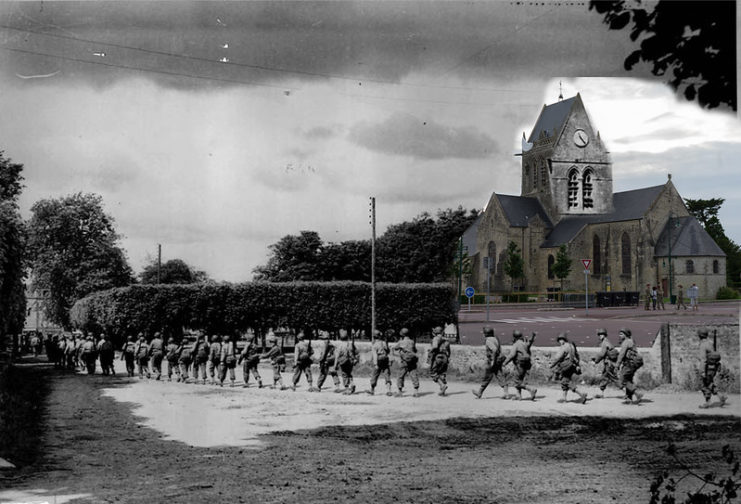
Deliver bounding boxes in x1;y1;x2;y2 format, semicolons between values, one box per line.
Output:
527;95;576;143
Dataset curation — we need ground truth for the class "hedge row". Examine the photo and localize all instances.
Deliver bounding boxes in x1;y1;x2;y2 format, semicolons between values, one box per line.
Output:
69;281;457;343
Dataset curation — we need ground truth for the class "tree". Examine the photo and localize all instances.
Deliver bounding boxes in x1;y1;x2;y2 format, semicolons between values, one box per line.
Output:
0;152;27;354
502;241;524;292
319;240;371;281
140;258;209;284
590;1;736;111
552;245;573;299
252;231;324;281
685;197;741;288
27;193;134;328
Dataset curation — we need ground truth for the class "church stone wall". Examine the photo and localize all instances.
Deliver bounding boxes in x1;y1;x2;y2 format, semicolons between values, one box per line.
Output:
670;256;727;300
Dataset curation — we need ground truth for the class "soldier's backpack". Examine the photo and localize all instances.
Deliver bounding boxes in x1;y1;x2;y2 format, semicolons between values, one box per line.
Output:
297;342;312;365
606;347;619;362
399;346;418;366
123;342;136;357
626;347;644;369
706;350;721;369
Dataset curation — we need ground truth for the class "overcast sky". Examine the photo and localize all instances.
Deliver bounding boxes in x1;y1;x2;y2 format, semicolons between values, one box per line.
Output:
0;1;738;281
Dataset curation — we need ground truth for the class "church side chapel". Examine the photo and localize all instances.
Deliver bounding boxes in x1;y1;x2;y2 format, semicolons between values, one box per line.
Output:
464;93;726;299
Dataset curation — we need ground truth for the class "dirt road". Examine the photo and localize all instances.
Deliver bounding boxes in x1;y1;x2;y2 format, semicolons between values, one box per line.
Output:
2;365;740;504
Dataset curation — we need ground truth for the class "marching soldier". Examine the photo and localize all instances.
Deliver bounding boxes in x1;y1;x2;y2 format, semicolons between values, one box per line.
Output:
428;326;450;396
208;335;222;385
98;333;115;376
135;333;151;379
698;328;727;409
178;336;194;383
335;329;359;395
369;329;393;396
121;335;137;377
238;333;263;388
394;328;420;398
260;332;287;390
192;333;210;385
219;334;238;387
81;335;97;375
291;331;315;392
472;326;510;400
615;328;645;405
591;328;619;398
550;333;587;404
316;333;341;393
503;330;537;401
149;332;165;380
165;337;181;382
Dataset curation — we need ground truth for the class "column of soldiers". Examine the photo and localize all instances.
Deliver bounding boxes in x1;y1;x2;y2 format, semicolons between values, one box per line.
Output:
45;325;728;409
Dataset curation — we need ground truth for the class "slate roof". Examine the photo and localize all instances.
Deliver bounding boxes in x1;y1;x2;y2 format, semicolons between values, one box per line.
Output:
540;184;666;248
654;216;726;257
527;96;576;143
497;194;553;228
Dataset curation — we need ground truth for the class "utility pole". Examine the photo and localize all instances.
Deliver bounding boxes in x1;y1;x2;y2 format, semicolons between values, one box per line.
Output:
370;197;376;342
667;214;673;303
457;237;463;306
157;243;162;284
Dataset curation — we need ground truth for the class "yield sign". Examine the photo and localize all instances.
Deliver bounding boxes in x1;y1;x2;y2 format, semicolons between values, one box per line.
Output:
581;259;592;270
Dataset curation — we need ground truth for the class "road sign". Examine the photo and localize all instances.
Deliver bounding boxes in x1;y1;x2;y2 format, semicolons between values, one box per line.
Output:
581;259;592;271
465;287;475;299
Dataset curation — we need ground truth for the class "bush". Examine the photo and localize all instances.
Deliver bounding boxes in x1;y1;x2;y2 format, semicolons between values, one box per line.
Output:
717;286;740;300
70;281;457;345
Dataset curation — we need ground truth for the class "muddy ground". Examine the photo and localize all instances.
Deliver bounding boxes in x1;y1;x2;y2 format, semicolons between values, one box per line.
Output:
1;365;740;504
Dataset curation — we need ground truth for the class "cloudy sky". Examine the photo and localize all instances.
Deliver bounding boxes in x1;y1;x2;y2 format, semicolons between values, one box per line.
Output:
0;1;738;281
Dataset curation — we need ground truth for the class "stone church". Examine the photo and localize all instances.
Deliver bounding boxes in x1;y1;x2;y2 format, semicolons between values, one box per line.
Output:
464;93;726;299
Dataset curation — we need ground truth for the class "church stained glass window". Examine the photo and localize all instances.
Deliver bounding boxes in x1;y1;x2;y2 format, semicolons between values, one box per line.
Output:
568;168;579;208
582;169;593;209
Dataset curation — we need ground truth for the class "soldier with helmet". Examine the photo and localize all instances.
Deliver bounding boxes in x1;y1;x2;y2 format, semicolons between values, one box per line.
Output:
591;328;619;398
316;332;341;392
615;328;644;405
503;330;537;401
149;332;165;380
98;333;115;376
697;328;727;409
238;332;263;388
81;335;98;375
208;335;222;385
550;333;587;404
428;326;451;396
178;336;195;383
260;332;287;390
192;333;210;385
121;335;137;377
135;333;151;379
472;326;510;400
393;328;420;397
369;329;393;396
335;329;359;395
164;336;181;382
291;331;315;392
218;334;238;387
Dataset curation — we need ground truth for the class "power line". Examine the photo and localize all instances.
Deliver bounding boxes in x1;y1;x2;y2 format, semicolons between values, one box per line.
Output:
0;24;529;94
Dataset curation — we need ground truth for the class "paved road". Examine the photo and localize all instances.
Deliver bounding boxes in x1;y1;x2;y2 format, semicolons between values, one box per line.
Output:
457;301;740;348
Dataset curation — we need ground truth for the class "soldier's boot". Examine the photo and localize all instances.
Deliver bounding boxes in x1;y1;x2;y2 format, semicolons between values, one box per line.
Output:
528;387;537;401
633;391;644;404
699;399;711;409
369;387;374;395
395;388;404;397
578;390;588;404
439;383;448;396
291;383;297;391
595;389;605;398
557;391;567;403
472;389;482;399
501;387;511;400
386;383;393;396
334;387;344;393
258;380;263;388
412;388;420;398
719;394;728;406
347;384;356;395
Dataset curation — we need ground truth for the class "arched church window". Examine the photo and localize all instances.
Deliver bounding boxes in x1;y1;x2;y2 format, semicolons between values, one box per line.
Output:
593;235;601;275
568;168;579;208
686;260;694;274
621;233;631;275
713;260;719;274
582;169;594;209
547;254;555;279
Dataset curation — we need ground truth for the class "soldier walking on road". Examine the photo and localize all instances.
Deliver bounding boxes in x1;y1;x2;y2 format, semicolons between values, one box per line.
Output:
192;333;210;385
644;284;651;311
238;333;263;388
291;331;315;392
219;334;238;387
81;335;97;375
335;329;359;395
394;328;420;398
208;335;222;385
591;328;619;398
698;329;727;409
121;335;136;377
550;333;587;404
472;326;510;400
503;330;537;401
316;333;341;393
676;284;688;310
369;330;393;396
428;326;450;396
178;337;194;383
98;334;115;376
165;337;181;382
149;332;165;380
616;328;645;405
135;333;151;379
261;333;287;390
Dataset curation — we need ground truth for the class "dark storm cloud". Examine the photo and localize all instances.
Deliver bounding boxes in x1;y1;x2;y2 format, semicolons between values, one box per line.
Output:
349;113;497;160
0;1;644;90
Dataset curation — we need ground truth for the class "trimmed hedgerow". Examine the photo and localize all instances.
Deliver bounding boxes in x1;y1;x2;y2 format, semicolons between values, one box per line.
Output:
70;281;456;344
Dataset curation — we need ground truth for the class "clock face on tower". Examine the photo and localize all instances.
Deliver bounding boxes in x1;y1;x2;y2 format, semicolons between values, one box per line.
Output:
573;129;589;148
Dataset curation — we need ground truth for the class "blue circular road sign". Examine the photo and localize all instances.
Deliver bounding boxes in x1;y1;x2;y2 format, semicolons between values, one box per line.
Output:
465;287;475;298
